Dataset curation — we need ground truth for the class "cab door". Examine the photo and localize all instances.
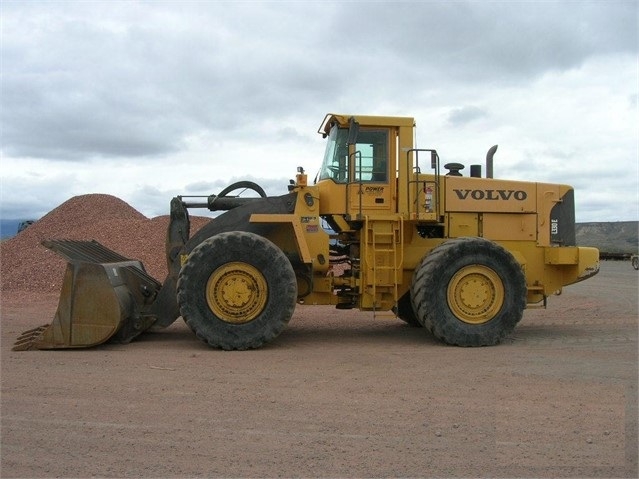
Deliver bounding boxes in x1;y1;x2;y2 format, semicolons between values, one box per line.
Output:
347;128;394;218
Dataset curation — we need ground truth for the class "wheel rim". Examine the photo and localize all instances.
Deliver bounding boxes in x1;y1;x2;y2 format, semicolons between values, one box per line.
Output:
447;265;504;325
206;262;267;324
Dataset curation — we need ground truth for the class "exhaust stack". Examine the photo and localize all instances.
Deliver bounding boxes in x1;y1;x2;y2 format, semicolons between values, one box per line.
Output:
486;144;498;179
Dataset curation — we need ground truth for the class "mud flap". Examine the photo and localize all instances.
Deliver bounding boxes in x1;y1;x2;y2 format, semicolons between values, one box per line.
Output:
13;240;162;350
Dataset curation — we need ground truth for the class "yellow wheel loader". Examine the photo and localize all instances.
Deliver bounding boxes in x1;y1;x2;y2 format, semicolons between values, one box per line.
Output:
14;113;600;351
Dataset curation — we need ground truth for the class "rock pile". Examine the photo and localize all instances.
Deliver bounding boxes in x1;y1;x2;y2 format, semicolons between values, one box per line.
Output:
1;194;210;293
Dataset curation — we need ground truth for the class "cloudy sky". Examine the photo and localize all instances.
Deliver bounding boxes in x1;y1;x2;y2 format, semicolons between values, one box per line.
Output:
1;1;637;223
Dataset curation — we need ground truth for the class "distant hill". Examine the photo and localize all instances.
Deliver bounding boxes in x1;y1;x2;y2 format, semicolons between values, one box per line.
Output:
576;221;638;254
0;220;28;239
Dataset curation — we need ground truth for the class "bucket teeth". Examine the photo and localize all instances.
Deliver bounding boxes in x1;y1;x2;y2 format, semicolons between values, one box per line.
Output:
12;325;50;351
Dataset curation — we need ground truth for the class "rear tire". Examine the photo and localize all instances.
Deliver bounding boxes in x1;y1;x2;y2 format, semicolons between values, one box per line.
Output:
411;237;526;346
177;231;297;350
393;292;422;327
632;255;638;271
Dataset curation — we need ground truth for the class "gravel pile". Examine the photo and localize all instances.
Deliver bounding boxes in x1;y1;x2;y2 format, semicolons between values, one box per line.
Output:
1;194;210;293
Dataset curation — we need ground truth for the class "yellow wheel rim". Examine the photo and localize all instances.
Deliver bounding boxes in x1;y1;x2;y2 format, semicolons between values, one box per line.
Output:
206;262;267;324
447;265;504;325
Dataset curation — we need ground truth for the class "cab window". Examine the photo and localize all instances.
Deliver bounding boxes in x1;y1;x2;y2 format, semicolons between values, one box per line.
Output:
353;129;388;182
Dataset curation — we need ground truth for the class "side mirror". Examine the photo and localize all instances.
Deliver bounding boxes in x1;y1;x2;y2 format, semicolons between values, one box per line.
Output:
347;117;360;145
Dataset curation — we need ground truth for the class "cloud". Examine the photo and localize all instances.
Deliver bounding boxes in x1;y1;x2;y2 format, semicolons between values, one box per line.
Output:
447;106;489;126
335;1;636;83
0;1;636;224
1;2;335;161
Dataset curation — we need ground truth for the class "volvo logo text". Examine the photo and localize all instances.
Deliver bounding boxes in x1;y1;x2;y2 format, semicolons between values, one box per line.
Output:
453;189;528;201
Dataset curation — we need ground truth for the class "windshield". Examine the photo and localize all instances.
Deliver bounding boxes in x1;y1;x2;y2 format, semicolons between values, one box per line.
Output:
318;126;350;183
318;125;389;184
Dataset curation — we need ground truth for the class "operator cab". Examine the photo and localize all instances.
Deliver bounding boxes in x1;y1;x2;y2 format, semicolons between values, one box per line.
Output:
315;114;414;220
318;120;389;184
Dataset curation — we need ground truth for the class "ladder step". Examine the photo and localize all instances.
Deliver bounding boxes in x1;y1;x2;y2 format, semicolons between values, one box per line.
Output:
366;216;403;306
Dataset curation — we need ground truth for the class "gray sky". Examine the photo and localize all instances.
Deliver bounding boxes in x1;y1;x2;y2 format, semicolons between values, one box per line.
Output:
1;0;637;222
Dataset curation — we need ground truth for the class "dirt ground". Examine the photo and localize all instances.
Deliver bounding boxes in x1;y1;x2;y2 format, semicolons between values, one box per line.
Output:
1;260;637;478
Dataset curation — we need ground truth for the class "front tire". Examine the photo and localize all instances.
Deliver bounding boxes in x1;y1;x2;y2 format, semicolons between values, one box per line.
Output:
177;231;297;350
411;237;526;346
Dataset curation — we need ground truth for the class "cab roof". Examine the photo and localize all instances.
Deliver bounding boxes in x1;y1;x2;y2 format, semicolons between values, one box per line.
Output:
318;113;415;137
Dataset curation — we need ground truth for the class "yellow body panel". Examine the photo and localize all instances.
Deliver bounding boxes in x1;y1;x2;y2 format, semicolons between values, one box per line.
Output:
483;213;537;241
445;176;537;213
448;212;480;237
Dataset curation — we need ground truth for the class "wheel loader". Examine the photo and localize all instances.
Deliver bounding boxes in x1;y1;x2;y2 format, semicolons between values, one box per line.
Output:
14;113;600;351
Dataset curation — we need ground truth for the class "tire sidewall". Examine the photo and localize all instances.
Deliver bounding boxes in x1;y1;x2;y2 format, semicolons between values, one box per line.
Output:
394;292;422;327
177;231;297;349
412;237;526;346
